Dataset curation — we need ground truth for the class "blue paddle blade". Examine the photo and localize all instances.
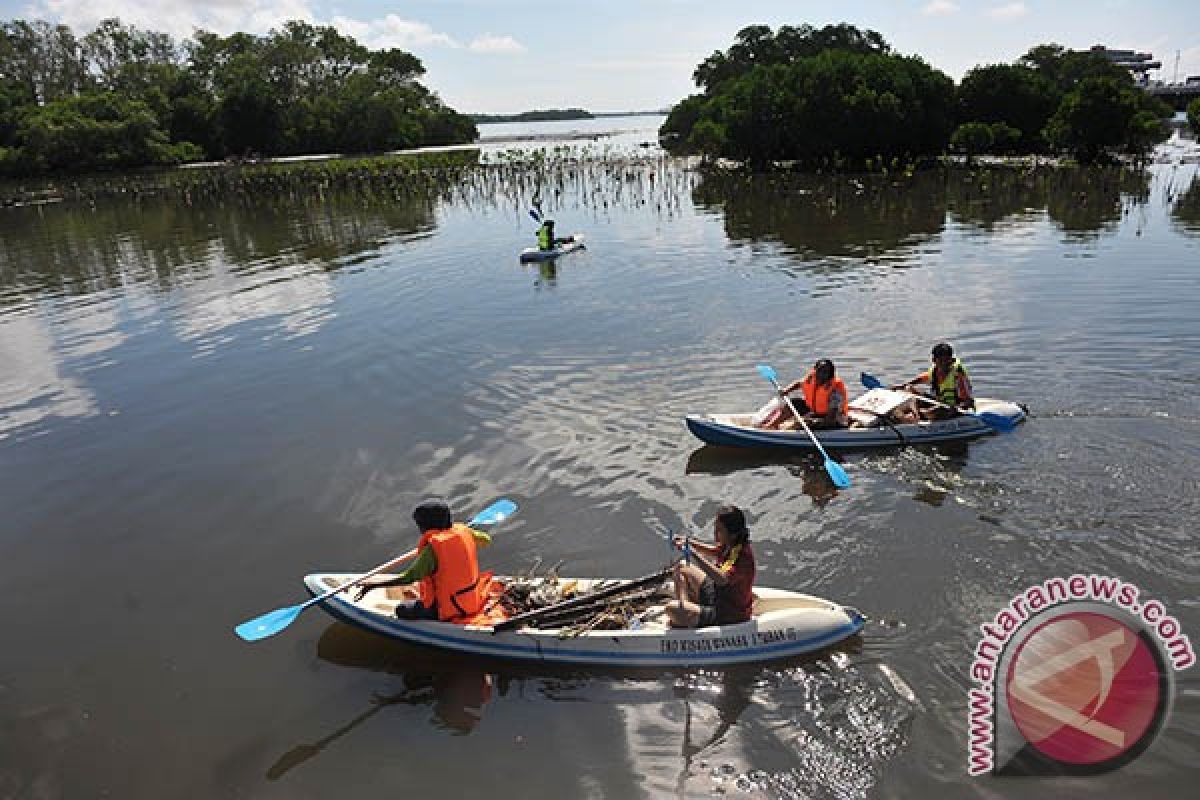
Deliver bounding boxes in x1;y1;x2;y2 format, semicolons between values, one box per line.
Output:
756;364;778;383
529;209;541;222
469;498;517;526
235;604;303;642
825;457;852;489
860;372;884;390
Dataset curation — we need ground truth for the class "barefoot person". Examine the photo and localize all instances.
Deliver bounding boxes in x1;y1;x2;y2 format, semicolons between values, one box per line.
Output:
761;358;848;430
896;342;973;420
666;505;756;628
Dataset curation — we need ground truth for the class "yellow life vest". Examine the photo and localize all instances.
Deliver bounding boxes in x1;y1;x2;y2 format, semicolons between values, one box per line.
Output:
931;358;968;405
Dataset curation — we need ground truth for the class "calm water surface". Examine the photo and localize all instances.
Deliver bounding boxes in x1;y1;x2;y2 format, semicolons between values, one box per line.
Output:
1;118;1198;799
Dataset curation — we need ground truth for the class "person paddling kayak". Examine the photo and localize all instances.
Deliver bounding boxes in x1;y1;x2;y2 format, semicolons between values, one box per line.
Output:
536;219;575;251
760;358;849;430
353;498;495;622
666;505;756;628
894;342;974;420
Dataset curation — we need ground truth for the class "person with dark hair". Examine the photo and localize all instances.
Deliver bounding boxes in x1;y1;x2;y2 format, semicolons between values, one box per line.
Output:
896;342;974;420
353;498;494;622
761;358;849;430
666;505;756;628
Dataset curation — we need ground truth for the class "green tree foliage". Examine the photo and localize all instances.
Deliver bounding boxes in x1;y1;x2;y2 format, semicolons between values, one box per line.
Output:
1044;76;1171;163
957;64;1057;151
663;26;953;169
11;92;200;172
949;122;993;161
0;16;477;174
1018;44;1131;94
692;23;890;94
1188;99;1200;135
1;20;88;103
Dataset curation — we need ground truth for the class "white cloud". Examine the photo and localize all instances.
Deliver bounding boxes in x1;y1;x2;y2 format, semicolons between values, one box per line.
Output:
24;1;508;55
468;34;526;55
27;0;316;39
986;2;1028;20
922;0;959;16
331;13;459;50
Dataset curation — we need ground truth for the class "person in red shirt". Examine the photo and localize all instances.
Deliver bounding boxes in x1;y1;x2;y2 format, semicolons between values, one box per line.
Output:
666;505;756;628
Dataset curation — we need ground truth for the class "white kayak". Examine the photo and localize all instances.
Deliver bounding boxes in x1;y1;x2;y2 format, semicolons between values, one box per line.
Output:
304;573;864;667
686;389;1025;451
519;233;585;262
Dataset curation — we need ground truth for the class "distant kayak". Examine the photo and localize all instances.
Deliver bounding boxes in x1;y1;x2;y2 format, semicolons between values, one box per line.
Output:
304;572;863;667
519;234;585;262
686;390;1026;451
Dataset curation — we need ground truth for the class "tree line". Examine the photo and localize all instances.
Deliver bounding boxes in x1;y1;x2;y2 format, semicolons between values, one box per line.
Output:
472;108;593;123
660;24;1174;167
0;18;477;175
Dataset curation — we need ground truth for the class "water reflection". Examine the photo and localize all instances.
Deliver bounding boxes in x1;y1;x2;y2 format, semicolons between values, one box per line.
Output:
629;646;919;800
1171;168;1200;235
685;447;843;508
0;306;99;437
294;621;912;798
693;166;1156;266
693;171;945;263
0;190;437;301
268;625;498;780
531;260;558;289
945;166;1152;238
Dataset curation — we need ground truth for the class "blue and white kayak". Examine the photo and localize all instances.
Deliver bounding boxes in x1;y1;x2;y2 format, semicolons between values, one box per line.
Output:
519;233;585;262
685;391;1025;451
304;573;864;667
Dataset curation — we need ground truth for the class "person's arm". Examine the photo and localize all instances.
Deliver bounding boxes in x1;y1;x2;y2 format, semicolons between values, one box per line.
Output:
956;371;975;409
780;378;804;395
672;535;719;558
891;370;927;391
688;549;731;586
823;386;845;425
470;528;492;547
355;546;437;599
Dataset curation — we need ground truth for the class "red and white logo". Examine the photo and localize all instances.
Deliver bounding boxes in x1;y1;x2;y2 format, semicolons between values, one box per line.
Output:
1005;611;1164;768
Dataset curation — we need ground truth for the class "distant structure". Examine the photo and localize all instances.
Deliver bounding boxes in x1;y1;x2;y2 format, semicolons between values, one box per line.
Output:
1089;45;1161;87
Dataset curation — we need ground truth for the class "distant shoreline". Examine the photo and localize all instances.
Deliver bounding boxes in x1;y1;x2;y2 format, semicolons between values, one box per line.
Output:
475;110;666;124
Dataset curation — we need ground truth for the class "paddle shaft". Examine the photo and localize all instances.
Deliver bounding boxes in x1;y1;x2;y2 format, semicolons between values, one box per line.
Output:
300;546;420;610
898;386;1010;427
848;405;907;445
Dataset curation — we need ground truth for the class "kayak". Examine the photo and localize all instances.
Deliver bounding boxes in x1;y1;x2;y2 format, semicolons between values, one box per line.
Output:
685;390;1025;451
304;573;864;667
519;233;585;262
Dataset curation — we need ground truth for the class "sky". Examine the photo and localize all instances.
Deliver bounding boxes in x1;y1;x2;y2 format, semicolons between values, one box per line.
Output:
6;1;1200;114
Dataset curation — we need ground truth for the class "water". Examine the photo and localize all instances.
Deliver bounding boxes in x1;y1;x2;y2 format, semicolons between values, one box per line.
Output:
1;116;1198;798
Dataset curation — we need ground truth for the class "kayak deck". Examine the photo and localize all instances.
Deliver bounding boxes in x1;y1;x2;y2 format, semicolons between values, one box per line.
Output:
519;233;586;262
686;396;1024;451
304;573;864;666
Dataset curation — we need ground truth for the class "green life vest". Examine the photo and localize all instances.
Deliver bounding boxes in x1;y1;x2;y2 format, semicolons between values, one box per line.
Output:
537;224;552;250
932;358;968;405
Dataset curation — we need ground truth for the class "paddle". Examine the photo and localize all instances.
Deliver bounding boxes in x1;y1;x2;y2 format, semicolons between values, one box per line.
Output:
756;364;852;489
234;498;518;642
860;372;1017;433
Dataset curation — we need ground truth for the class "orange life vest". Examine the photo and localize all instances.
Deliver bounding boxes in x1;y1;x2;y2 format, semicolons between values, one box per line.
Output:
801;371;848;416
418;523;491;622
